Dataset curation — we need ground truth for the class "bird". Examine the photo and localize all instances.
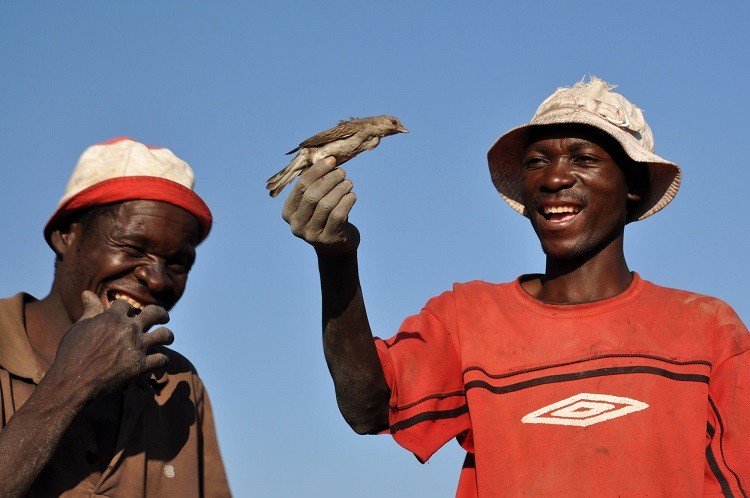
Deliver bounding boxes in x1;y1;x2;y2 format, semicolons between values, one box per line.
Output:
266;115;408;197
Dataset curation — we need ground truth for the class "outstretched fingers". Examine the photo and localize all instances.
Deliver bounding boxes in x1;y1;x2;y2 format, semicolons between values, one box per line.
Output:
136;304;170;329
105;300;173;356
142;326;175;370
133;305;174;356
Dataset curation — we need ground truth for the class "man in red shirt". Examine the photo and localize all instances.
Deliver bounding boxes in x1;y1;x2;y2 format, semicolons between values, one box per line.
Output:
281;78;749;496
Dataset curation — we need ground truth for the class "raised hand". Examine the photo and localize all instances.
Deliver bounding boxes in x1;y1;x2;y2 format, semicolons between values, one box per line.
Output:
282;157;361;257
49;291;174;399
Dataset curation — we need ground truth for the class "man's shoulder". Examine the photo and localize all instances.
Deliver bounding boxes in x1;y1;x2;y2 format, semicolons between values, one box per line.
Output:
450;278;517;294
639;278;750;338
417;279;517;315
0;292;30;314
148;346;213;400
417;279;516;303
640;277;734;311
154;345;200;377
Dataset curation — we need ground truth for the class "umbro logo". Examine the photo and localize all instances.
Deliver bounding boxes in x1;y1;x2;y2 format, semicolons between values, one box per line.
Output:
522;393;649;427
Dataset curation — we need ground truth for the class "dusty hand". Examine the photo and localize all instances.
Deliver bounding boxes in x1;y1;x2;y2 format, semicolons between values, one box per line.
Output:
282;157;361;256
49;291;174;400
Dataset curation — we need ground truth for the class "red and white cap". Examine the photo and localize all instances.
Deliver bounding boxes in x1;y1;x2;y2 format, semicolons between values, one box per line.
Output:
44;137;212;244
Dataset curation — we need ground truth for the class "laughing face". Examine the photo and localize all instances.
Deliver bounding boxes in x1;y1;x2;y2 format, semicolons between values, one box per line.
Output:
51;200;200;322
520;124;641;263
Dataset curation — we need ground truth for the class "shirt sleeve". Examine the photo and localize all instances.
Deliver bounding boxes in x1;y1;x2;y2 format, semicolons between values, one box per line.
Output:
375;290;470;462
193;377;232;498
705;302;750;495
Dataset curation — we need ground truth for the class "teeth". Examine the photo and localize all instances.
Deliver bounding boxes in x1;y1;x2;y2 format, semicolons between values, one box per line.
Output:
543;206;579;214
112;293;145;310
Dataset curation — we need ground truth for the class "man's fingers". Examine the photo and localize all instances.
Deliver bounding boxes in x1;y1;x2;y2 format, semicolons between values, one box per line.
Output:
288;168;348;232
141;326;175;350
280;156;359;252
306;156;337;176
144;351;170;371
79;291;104;320
106;298;133;315
309;177;354;231
282;157;337;222
137;305;170;329
98;300;168;335
322;192;358;239
312;181;359;254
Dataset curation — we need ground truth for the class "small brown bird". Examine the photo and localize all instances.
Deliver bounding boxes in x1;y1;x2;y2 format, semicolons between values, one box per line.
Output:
266;115;408;197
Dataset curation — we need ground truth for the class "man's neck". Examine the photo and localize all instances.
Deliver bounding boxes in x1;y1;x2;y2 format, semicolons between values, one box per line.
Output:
24;293;73;370
522;239;633;305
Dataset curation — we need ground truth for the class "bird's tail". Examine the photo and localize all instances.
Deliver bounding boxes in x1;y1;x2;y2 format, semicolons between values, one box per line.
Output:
266;154;307;198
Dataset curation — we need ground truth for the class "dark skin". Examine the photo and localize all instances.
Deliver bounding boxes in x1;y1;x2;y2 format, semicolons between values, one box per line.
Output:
0;200;200;497
518;124;644;303
282;124;645;434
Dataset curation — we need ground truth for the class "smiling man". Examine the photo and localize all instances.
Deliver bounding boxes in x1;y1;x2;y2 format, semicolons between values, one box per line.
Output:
0;137;230;496
281;78;749;495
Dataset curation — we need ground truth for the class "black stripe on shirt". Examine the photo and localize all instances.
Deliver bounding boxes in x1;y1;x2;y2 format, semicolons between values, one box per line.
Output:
464;353;711;381
708;397;748;497
390;404;468;432
464;366;709;395
706;422;735;498
394;355;709;412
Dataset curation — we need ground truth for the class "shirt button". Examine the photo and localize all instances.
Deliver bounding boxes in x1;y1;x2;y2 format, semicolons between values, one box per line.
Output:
163;464;175;478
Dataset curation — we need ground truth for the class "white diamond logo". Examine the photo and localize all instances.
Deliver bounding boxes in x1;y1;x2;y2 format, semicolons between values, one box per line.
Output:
522;393;648;427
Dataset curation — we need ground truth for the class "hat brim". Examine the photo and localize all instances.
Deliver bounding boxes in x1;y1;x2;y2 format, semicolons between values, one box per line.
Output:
487;108;681;222
44;176;213;245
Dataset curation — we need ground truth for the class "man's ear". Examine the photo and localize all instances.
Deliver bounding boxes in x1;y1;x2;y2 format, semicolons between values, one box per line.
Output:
49;223;82;259
625;161;648;204
627;191;642;203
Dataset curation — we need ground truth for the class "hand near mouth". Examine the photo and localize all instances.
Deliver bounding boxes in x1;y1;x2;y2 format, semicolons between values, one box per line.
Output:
48;291;175;401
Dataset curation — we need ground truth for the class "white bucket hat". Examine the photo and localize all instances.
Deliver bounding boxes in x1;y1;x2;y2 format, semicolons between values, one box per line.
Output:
487;77;681;221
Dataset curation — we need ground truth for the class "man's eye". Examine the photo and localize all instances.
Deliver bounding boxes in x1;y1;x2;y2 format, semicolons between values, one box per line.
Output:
168;264;190;275
575;154;599;164
523;157;545;169
123;246;146;258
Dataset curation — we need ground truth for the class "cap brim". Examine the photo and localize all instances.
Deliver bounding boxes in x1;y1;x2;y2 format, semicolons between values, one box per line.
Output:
44;176;212;245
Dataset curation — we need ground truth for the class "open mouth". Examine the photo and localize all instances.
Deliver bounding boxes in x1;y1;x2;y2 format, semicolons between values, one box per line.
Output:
106;291;147;313
541;205;580;223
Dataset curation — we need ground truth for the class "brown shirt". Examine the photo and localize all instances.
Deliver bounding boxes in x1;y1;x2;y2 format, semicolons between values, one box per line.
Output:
0;293;231;497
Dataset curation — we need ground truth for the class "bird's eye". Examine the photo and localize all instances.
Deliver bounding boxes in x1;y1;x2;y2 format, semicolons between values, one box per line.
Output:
390;119;397;125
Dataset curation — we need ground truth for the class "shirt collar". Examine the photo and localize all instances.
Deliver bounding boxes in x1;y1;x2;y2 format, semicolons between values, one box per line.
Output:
0;293;47;384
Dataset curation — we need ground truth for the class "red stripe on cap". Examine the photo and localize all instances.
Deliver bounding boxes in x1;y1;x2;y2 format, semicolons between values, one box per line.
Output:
44;176;212;244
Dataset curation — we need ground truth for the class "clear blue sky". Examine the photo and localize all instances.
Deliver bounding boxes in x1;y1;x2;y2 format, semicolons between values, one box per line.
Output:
1;2;748;496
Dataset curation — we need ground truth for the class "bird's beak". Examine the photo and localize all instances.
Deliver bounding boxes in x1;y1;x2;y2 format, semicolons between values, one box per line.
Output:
397;126;409;134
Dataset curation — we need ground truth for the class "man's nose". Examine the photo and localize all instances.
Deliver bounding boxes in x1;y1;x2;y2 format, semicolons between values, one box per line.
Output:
133;261;173;294
540;158;575;192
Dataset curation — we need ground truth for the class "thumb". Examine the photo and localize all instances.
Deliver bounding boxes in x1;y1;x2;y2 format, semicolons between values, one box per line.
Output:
79;290;104;320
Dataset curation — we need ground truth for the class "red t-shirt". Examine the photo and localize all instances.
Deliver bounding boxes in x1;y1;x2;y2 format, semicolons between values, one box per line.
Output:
375;274;749;497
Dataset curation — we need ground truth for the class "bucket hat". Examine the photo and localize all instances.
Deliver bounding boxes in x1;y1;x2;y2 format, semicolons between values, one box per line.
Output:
487;77;681;221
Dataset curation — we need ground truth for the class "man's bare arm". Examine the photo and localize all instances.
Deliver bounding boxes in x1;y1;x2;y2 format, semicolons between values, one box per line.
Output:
283;158;389;434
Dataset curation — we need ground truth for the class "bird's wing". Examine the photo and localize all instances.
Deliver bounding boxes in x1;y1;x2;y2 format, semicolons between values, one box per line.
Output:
286;119;364;154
